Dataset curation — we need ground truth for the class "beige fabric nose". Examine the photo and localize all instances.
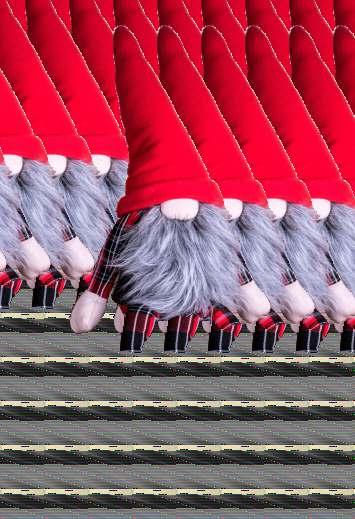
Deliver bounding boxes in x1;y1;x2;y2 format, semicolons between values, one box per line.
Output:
161;199;199;220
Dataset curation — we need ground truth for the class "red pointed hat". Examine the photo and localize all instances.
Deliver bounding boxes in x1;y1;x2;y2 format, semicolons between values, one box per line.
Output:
7;0;27;29
0;69;47;161
289;0;335;74
202;26;311;206
69;0;123;131
290;26;355;193
334;26;355;114
334;0;355;33
138;0;159;28
183;0;203;28
158;26;267;206
114;26;223;216
202;0;247;74
315;0;335;28
245;0;291;74
95;0;115;29
51;0;70;29
246;25;355;205
0;0;91;161
270;0;291;28
158;0;203;73
227;0;247;28
26;0;128;160
114;0;158;73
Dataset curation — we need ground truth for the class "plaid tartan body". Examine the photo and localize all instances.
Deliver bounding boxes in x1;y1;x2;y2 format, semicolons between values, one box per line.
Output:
88;212;143;300
296;311;330;353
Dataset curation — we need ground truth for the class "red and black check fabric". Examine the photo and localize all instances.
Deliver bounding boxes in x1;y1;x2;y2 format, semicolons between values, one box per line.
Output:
340;317;355;352
32;266;67;309
208;306;243;352
75;272;94;301
253;311;287;352
164;313;201;352
0;266;23;308
62;209;77;241
88;211;143;300
282;253;297;285
120;304;158;352
296;311;330;352
17;209;33;241
326;253;341;285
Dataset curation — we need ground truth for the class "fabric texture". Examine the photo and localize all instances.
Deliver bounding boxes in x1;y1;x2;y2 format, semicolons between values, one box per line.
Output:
334;26;355;115
202;26;312;206
158;0;203;73
290;26;355;195
26;0;128;160
202;0;247;74
0;0;91;161
290;0;335;74
246;26;354;205
158;26;267;206
114;26;223;216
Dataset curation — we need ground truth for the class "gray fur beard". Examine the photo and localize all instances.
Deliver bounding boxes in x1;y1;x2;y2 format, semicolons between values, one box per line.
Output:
98;159;128;222
278;203;332;314
16;160;69;268
58;160;112;258
231;204;287;314
110;204;245;319
320;203;355;295
0;164;26;268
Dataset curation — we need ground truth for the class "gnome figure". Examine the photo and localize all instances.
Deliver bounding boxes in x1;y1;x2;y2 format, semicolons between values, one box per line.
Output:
0;148;48;308
0;69;81;307
245;25;355;327
289;25;355;349
69;0;129;222
26;0;128;242
201;25;354;353
71;27;249;353
157;26;320;353
0;0;112;298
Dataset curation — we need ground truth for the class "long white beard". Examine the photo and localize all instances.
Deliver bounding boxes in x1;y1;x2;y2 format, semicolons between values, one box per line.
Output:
320;203;355;295
0;164;27;269
15;160;68;268
110;204;245;319
98;159;128;222
231;203;286;314
58;159;112;259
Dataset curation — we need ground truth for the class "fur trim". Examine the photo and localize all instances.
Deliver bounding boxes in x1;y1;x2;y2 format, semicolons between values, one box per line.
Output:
59;160;112;258
279;203;331;314
110;204;244;319
16;160;69;267
0;164;25;268
320;203;355;294
231;204;286;314
99;159;128;222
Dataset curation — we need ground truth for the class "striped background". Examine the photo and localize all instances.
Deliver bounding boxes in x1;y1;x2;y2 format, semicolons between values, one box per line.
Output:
0;289;353;516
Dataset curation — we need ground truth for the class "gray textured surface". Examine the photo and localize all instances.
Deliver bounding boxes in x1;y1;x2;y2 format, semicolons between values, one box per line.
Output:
0;331;349;355
0;421;351;444
0;289;353;514
0;376;350;400
0;510;353;518
0;464;352;488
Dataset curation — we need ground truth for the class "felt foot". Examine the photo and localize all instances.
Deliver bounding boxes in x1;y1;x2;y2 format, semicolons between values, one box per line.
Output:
32;268;66;309
252;312;286;353
340;318;355;352
120;305;157;353
0;267;22;309
208;307;242;353
70;290;107;333
164;314;200;353
296;312;330;353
